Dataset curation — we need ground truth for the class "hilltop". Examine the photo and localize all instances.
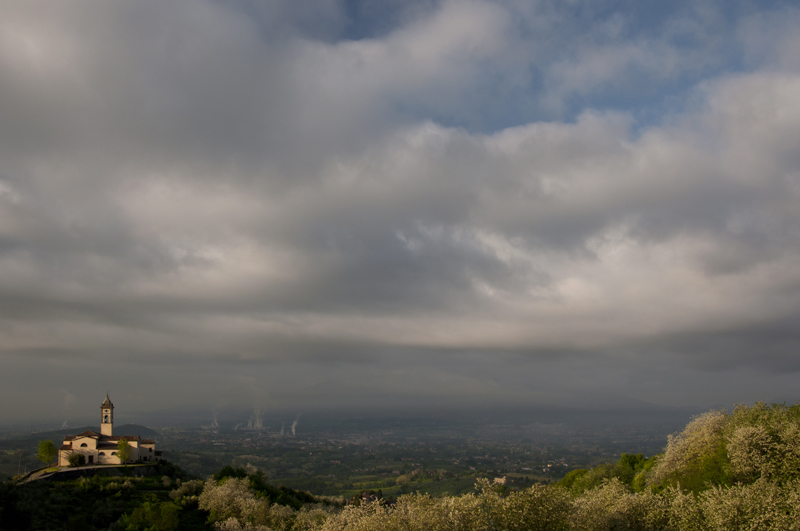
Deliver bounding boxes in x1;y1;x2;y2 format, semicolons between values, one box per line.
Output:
0;425;159;478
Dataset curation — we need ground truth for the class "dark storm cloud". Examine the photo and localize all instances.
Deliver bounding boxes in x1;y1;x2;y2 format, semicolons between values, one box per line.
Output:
2;0;800;423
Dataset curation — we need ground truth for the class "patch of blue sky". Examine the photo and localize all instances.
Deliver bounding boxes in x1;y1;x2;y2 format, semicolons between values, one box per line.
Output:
380;0;774;136
339;0;437;41
390;56;748;139
220;0;789;136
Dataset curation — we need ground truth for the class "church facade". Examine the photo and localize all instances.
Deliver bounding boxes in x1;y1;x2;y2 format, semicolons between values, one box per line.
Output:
57;395;160;466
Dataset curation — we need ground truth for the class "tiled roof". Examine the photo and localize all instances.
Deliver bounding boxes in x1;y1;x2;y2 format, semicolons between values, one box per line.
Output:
97;443;118;449
105;435;140;441
59;444;72;450
140;439;156;444
64;432;143;443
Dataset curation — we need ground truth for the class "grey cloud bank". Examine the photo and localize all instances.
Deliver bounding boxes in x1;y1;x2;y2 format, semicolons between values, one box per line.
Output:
1;0;800;424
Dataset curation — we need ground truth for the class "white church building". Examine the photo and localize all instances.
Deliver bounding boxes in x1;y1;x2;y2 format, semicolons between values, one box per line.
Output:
58;395;160;466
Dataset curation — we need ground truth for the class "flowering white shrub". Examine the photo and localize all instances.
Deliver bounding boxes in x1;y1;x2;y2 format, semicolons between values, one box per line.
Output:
571;478;669;531
697;479;800;531
200;476;800;531
199;477;263;522
391;492;470;531
291;506;337;531
213;517;273;531
199;476;337;531
319;489;495;531
318;499;393;531
319;481;572;531
726;407;800;483
170;478;205;503
777;423;800;480
727;425;779;482
648;410;728;490
666;486;705;531
491;482;571;531
434;492;487;531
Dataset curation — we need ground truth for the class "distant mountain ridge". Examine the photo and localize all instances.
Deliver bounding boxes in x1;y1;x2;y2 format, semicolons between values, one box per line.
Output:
0;424;160;453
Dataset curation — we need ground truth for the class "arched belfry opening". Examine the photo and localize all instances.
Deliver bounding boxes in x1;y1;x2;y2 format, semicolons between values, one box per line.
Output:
100;394;114;436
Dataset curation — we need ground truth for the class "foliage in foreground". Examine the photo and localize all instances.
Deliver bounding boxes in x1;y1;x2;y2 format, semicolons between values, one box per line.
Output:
648;402;800;492
200;402;800;531
0;462;334;531
3;403;800;530
197;474;800;531
0;461;209;530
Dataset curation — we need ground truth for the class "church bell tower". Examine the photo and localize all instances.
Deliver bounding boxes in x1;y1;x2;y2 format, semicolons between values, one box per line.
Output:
101;394;114;436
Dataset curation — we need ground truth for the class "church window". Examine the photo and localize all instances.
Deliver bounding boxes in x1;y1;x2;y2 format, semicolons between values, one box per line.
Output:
99;452;105;456
80;443;88;447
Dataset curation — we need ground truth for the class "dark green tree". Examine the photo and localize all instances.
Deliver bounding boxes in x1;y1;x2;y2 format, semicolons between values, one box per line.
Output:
114;502;179;531
67;452;85;467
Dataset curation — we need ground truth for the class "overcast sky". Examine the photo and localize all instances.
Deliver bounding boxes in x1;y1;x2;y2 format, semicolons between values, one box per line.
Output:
2;0;800;425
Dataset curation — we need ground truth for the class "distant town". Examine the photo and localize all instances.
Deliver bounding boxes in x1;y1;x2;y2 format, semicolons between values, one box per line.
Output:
0;406;687;500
